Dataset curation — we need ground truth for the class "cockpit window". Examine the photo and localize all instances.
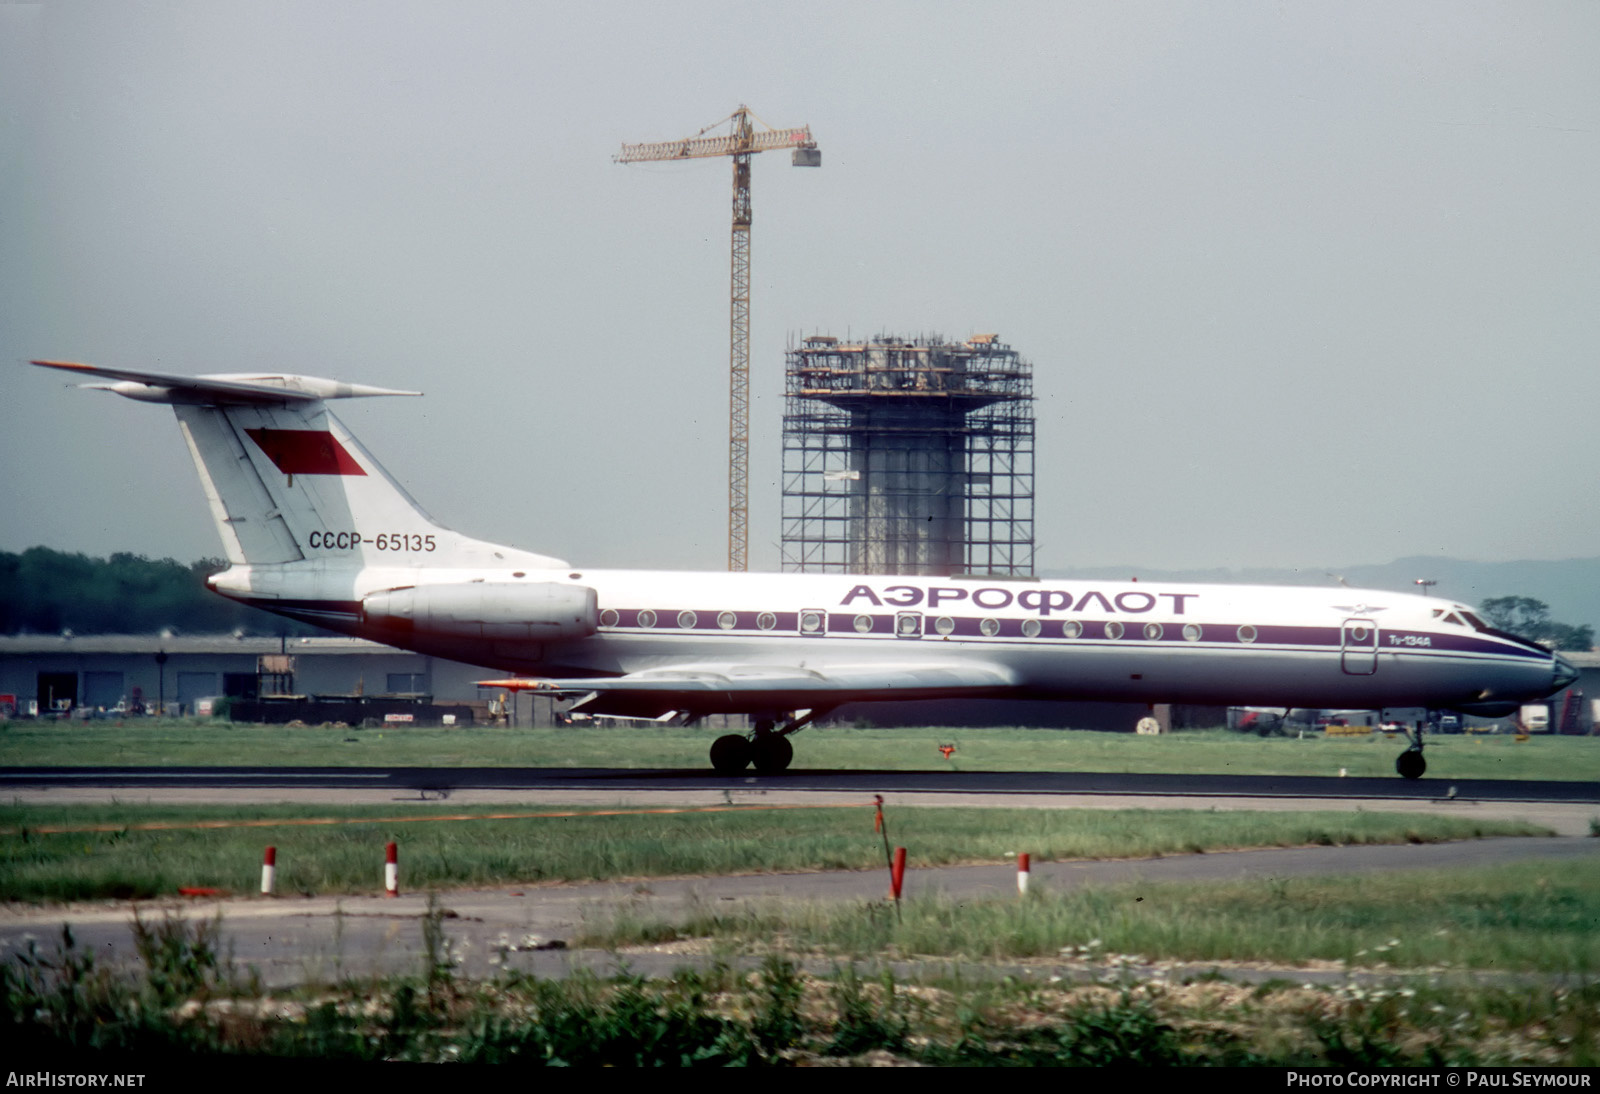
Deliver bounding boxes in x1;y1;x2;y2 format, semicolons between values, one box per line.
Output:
1440;612;1465;627
1459;611;1490;632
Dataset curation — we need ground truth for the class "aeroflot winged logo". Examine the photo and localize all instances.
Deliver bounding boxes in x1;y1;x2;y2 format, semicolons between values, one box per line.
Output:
245;428;367;476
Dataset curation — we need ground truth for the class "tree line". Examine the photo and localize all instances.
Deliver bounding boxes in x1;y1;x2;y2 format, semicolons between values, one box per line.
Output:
1478;596;1594;652
0;547;319;636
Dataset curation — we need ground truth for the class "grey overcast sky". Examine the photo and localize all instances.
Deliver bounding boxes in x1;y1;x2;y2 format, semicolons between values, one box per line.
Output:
4;1;1597;574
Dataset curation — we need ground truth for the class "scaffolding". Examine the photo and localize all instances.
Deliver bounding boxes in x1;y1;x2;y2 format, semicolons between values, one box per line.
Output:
781;333;1034;576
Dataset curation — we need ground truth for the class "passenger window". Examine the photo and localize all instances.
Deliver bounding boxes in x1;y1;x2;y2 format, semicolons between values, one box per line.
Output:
717;611;737;630
933;616;956;635
636;609;657;629
1104;621;1124;640
854;614;874;633
1021;619;1041;638
757;612;777;631
980;618;1000;637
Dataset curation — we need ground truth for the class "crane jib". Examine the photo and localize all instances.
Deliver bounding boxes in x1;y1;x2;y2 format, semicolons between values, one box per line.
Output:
617;129;815;162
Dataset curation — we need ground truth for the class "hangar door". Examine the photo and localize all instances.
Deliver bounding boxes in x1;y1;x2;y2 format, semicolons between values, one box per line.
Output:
37;672;77;712
177;672;219;714
83;671;125;711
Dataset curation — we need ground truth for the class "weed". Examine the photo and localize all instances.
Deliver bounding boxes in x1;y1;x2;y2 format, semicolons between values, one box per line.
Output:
751;955;804;1060
824;965;908;1057
1;926;120;1049
461;972;759;1066
1053;988;1185;1066
129;907;227;1006
419;891;458;1012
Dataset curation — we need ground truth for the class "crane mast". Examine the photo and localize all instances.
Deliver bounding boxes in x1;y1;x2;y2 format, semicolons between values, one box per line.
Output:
617;106;820;571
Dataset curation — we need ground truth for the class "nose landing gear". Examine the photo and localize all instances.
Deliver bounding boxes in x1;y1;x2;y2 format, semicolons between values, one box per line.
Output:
1395;747;1426;780
1393;712;1433;780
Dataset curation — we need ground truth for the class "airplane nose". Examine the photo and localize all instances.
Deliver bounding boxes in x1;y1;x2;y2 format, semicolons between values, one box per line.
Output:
1550;653;1580;694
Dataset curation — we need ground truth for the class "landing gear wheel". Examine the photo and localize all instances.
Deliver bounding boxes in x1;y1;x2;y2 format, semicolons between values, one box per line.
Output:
710;734;752;775
750;734;794;775
1396;749;1426;780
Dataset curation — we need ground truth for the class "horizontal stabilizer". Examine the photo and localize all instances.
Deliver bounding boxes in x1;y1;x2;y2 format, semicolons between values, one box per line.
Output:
31;360;420;406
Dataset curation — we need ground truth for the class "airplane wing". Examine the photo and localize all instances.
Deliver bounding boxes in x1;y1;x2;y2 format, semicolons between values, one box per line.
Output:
478;661;1017;718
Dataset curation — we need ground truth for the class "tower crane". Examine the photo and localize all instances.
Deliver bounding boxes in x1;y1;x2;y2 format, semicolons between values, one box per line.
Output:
617;106;820;572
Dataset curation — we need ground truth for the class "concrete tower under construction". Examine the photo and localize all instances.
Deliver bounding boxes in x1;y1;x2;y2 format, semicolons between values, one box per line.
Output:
781;333;1034;576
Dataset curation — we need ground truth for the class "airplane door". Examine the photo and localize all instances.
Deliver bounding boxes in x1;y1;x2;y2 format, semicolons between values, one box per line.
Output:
895;611;923;639
1341;618;1378;675
798;609;828;637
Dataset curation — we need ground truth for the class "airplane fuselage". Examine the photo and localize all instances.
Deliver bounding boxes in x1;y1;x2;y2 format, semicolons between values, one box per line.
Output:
208;562;1568;716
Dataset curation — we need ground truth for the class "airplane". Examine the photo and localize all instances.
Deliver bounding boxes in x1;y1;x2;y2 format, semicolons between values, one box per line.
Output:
30;359;1579;779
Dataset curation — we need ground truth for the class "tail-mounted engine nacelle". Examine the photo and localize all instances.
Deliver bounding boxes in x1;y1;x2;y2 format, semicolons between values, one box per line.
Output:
362;582;598;641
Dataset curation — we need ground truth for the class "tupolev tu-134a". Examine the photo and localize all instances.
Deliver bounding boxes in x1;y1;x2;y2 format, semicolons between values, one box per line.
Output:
31;360;1577;779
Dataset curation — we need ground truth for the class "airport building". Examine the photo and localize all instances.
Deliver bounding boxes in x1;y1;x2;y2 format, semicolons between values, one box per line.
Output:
0;634;560;727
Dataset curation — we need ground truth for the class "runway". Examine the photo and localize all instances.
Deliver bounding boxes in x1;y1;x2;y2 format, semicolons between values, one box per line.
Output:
4;764;1598;803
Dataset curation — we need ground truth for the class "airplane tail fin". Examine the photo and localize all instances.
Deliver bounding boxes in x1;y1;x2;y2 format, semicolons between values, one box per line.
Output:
31;360;567;571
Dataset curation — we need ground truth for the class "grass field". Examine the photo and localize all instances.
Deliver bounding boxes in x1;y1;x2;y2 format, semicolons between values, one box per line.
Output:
583;859;1600;975
3;719;1595;781
0;801;1549;903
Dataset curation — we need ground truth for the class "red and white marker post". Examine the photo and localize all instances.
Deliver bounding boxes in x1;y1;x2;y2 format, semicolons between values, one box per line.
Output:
1016;852;1030;896
384;841;399;898
890;846;907;902
260;846;276;896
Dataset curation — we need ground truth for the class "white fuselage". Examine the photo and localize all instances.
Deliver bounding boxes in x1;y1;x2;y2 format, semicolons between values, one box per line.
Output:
210;561;1568;714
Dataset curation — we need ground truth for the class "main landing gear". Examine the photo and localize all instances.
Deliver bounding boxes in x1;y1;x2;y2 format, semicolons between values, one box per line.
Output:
707;709;831;776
